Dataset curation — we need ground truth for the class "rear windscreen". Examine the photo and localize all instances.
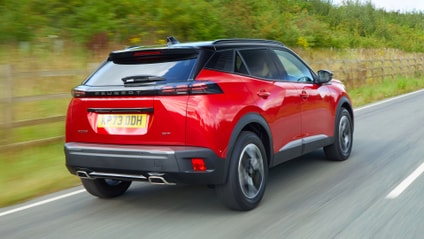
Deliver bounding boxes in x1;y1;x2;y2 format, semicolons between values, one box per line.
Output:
84;53;198;86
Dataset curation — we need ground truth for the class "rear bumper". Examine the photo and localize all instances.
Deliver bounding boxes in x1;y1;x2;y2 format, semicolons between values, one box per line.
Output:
64;142;227;185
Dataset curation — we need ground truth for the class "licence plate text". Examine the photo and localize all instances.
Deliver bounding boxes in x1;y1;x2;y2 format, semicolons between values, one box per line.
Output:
97;114;147;128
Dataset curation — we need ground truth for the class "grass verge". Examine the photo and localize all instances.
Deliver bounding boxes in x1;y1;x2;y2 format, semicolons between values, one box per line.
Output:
0;142;80;207
349;77;424;107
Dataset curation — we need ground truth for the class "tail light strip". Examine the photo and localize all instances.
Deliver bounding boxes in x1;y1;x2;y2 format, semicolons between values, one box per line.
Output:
72;81;223;98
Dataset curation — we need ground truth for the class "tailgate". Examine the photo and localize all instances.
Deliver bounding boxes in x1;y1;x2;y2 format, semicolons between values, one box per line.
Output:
66;95;188;145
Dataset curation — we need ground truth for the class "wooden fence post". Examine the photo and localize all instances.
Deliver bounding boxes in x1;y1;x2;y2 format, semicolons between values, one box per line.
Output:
0;64;13;146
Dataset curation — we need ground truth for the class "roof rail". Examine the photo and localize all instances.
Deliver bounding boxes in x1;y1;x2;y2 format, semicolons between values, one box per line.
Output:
212;39;284;46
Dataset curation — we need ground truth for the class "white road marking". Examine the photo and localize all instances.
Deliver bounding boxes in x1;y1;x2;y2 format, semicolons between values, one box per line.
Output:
354;88;424;112
0;189;85;217
386;162;424;199
354;89;424;199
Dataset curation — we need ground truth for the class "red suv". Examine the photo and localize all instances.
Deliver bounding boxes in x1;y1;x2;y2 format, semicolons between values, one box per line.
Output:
65;37;353;210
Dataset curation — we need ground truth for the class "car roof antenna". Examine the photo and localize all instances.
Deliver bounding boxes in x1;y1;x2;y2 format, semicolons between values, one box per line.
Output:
167;36;180;46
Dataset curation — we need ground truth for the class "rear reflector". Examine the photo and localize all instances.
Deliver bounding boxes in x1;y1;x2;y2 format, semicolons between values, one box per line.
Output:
192;158;207;171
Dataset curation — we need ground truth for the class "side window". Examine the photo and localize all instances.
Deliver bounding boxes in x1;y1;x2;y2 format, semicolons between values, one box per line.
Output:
274;50;314;82
205;50;234;72
238;49;279;79
235;52;248;74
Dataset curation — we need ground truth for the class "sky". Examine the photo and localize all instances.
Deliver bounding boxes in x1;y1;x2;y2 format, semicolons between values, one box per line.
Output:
331;0;424;12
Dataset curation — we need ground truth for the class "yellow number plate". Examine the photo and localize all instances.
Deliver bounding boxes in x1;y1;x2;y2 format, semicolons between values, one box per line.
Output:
97;114;147;128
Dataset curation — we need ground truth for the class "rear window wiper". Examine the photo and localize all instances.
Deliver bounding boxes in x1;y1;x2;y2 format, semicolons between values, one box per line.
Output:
122;75;166;85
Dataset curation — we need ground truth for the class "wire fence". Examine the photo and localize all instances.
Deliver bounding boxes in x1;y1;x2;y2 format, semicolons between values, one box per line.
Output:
311;57;424;88
1;56;423;150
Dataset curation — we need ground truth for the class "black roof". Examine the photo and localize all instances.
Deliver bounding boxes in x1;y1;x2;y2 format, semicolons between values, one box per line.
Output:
213;39;284;46
116;37;286;55
169;38;285;49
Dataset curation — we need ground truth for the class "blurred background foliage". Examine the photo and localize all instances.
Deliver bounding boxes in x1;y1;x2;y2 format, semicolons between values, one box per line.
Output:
0;0;423;51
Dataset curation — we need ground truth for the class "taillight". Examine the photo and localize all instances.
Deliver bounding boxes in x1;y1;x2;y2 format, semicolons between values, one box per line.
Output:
72;89;86;98
159;82;223;95
160;84;190;95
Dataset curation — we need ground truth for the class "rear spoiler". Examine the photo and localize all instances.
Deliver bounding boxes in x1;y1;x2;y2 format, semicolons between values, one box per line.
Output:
109;48;199;64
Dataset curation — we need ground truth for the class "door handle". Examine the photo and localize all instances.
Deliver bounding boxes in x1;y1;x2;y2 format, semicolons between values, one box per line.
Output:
257;89;271;99
300;90;308;99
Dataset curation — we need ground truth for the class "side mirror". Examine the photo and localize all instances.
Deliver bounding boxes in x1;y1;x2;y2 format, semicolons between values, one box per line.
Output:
317;70;333;84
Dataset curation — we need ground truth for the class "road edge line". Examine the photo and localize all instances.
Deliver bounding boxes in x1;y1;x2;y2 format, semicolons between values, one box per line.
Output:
0;189;85;217
354;88;424;112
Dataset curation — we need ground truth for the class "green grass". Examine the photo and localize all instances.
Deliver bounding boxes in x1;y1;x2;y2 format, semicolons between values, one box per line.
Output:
0;142;80;207
349;77;424;107
12;99;70;120
11;122;64;143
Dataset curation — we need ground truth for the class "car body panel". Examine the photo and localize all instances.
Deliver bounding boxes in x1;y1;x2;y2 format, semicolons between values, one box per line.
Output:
65;38;353;186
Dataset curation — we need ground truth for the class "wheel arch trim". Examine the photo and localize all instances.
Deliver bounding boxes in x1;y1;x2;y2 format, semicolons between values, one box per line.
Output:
226;113;273;169
335;96;354;133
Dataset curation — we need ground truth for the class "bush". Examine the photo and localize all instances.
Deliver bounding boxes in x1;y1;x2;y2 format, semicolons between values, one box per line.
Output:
0;0;423;52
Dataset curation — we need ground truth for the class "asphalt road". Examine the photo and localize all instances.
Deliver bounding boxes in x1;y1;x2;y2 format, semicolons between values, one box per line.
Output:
1;90;423;239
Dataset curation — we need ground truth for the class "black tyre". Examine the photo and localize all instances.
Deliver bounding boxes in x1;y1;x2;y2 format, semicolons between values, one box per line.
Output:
324;108;353;161
216;131;268;211
81;178;132;198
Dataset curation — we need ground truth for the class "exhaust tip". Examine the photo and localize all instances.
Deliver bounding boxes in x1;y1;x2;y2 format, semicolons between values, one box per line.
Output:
76;171;91;179
148;176;166;184
148;173;176;185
